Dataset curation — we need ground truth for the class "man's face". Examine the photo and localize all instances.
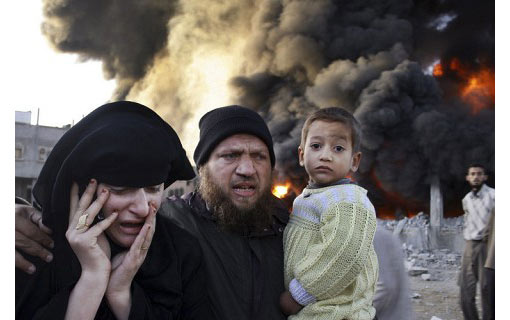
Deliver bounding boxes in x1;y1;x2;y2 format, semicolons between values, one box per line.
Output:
466;167;487;188
202;134;272;210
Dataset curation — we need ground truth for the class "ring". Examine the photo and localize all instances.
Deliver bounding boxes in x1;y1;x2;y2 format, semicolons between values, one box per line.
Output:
141;246;149;250
75;214;89;230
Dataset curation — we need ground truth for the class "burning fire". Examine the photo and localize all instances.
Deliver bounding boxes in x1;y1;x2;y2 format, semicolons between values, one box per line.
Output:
272;183;291;199
433;63;444;77
433;58;495;114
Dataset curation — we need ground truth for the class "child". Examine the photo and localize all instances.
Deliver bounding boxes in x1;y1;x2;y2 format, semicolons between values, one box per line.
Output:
280;107;378;319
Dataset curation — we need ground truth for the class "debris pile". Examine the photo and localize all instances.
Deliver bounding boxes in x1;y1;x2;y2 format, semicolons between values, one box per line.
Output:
377;215;463;280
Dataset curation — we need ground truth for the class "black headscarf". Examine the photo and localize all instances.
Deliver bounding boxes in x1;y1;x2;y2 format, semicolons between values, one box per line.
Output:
19;102;206;317
33;100;195;241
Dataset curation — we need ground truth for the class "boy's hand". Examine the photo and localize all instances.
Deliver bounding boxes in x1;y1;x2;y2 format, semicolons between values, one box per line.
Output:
280;290;303;315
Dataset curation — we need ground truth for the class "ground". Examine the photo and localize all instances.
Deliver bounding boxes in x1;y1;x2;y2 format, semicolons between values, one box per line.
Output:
409;268;476;320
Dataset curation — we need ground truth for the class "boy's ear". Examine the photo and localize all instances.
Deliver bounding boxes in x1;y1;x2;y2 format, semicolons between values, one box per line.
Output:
298;146;305;167
350;151;362;173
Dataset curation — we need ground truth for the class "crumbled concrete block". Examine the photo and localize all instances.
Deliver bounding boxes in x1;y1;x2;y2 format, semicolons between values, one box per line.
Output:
411;292;421;299
409;267;428;276
421;273;432;281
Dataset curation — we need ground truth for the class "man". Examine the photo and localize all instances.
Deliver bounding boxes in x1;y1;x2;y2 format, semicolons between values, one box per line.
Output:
459;164;495;320
372;228;415;320
483;210;495;320
16;105;288;319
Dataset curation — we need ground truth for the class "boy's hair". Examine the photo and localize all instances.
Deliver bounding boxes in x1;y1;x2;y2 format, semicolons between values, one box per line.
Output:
467;163;487;175
300;107;362;152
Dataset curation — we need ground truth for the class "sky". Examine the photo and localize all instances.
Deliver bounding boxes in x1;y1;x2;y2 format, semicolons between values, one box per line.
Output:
3;3;116;312
5;2;116;127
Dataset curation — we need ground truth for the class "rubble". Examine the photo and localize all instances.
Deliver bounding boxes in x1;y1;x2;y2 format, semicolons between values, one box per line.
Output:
377;216;463;275
409;267;428;276
421;273;431;281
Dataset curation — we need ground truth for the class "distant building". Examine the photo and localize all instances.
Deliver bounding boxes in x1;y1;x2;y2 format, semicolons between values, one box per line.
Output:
165;176;199;198
15;111;70;202
15;110;198;203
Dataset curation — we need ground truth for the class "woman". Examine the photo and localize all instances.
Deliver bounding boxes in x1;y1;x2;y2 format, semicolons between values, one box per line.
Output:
16;101;211;319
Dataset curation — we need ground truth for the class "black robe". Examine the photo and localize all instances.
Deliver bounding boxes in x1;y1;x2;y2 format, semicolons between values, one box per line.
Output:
16;215;212;320
160;192;289;320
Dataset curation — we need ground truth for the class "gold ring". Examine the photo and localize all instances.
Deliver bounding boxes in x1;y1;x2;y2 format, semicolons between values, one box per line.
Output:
75;214;89;230
141;246;149;250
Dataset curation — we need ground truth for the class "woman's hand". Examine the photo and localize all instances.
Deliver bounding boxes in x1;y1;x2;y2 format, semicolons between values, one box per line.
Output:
66;180;118;278
64;180;119;320
106;203;157;320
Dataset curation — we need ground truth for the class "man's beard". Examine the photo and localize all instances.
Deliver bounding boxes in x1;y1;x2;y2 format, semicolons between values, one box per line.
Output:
198;167;274;235
471;183;483;193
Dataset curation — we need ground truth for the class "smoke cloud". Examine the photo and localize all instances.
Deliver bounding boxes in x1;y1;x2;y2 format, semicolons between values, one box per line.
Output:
41;0;495;216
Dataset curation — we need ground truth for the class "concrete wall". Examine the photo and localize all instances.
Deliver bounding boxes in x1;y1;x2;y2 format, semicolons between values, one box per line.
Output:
15;122;69;201
396;227;465;253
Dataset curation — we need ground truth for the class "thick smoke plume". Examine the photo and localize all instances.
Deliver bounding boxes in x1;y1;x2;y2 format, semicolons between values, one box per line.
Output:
41;0;494;217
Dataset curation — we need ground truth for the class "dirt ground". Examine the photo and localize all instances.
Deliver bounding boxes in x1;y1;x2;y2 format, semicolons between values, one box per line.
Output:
409;267;478;320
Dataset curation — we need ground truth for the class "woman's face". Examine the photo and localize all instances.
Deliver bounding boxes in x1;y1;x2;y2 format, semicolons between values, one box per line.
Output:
96;183;164;248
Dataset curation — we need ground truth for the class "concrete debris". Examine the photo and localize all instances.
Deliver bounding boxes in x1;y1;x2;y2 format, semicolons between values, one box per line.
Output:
409;267;429;276
430;316;443;320
377;216;463;271
378;214;463;231
412;292;422;299
421;273;431;281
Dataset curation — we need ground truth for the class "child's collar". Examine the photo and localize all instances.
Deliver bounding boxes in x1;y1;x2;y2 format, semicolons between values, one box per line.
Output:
307;177;354;189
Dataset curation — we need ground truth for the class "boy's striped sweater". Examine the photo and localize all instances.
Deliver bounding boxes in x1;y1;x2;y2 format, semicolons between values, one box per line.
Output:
283;184;378;320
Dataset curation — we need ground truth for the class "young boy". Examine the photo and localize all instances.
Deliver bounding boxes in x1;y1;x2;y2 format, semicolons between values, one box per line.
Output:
280;107;378;319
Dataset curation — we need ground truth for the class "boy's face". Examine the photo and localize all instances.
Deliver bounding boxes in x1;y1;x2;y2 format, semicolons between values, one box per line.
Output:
299;120;361;187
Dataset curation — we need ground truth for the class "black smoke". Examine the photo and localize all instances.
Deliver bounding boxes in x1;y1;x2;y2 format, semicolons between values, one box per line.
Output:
41;0;495;217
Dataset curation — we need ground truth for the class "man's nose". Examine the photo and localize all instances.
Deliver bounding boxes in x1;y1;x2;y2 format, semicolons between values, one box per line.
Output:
129;189;150;217
236;155;256;176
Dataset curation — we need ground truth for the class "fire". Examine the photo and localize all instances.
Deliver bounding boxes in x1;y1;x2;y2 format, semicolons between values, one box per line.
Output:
432;57;494;114
433;63;443;77
272;183;291;199
461;69;495;114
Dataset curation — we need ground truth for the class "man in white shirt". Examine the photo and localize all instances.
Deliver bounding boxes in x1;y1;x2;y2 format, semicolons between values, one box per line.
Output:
459;164;495;320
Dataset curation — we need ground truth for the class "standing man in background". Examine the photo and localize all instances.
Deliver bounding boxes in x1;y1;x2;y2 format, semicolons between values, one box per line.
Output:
459;164;495;320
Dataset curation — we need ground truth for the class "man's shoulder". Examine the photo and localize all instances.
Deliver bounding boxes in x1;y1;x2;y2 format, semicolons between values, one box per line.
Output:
482;184;495;195
160;194;193;215
159;192;201;233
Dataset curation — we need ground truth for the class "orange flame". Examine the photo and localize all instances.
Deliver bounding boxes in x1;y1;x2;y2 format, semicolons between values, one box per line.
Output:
272;183;290;199
433;63;444;77
461;69;495;114
433;58;494;114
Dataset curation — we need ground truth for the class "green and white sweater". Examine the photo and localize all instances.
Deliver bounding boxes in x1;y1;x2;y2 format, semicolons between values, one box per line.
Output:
283;184;378;320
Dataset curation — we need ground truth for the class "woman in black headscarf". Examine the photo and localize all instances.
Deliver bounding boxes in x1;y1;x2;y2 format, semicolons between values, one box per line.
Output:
16;101;211;319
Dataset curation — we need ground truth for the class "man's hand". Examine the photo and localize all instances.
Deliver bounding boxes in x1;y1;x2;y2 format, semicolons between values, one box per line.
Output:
15;204;53;274
280;290;303;315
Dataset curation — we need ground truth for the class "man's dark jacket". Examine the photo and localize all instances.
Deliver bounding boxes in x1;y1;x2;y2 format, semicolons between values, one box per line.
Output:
160;191;289;320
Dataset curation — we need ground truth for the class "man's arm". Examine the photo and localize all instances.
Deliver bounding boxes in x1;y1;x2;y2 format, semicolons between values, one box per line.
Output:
15;204;54;274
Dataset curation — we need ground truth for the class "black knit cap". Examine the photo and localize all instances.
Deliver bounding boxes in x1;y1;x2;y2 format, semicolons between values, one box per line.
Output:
193;105;275;168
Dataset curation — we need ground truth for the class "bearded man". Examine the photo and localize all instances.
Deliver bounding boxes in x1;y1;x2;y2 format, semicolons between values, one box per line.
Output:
159;106;288;320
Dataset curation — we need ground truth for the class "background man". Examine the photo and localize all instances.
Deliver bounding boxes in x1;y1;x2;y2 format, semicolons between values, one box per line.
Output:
459;164;495;320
